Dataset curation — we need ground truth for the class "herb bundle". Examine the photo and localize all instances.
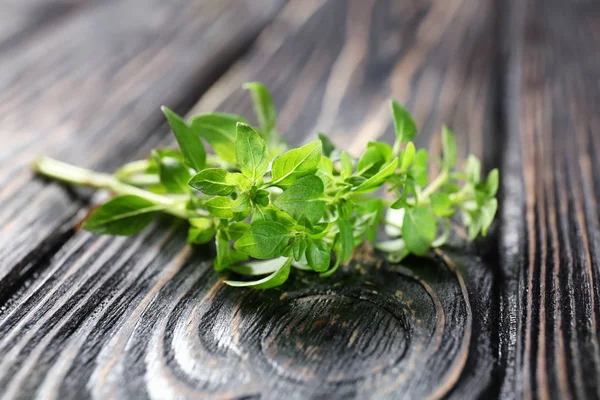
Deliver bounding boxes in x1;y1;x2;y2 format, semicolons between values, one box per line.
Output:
32;83;498;288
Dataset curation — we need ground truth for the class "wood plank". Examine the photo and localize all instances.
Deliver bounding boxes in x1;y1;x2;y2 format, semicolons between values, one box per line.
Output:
0;0;284;289
0;0;503;398
499;0;600;397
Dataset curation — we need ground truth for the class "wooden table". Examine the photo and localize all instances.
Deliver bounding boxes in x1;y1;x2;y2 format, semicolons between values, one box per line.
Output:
1;0;598;398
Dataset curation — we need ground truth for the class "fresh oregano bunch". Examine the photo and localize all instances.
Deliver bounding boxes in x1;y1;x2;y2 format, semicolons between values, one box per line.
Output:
32;82;499;288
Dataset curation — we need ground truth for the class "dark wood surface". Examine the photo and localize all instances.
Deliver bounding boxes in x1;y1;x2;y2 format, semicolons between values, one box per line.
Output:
0;0;598;398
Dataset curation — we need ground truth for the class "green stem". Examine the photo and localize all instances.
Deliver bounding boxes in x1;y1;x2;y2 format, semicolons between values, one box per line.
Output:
419;170;448;199
31;156;199;220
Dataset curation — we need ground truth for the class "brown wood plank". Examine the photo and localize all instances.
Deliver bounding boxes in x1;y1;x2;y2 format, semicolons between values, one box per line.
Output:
499;0;600;397
0;0;285;288
0;0;502;398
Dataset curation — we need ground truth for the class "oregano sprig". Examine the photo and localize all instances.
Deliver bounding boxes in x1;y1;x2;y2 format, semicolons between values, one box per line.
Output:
31;83;499;288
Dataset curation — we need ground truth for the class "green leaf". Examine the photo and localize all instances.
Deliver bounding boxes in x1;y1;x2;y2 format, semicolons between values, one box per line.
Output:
229;257;289;276
225;257;292;289
411;149;428;187
83;195;164;236
162;106;206;172
399;142;415;172
251;205;296;229
273;175;325;224
480;198;498;236
253;189;270;207
270;140;322;187
305;238;331;272
340;151;353;179
189;113;246;163
357;142;393;177
318;133;336;157
292;236;308;261
465;154;481;184
243;82;276;136
485;169;499;197
189;168;236;195
402;206;437;255
146;149;185;174
187;221;216;245
441;125;457;170
430;193;454;217
225;222;250;241
234;221;292;259
232;193;252;221
215;230;248;271
235;123;269;183
353;158;399;194
205;196;234;219
154;154;192;194
391;101;417;146
316;156;334;187
337;217;354;263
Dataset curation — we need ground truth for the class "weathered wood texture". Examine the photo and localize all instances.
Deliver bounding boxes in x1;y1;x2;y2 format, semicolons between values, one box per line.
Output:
0;0;599;398
0;0;284;289
498;0;600;398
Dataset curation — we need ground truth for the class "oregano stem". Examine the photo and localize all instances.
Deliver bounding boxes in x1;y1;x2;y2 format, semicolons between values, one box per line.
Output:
31;156;197;220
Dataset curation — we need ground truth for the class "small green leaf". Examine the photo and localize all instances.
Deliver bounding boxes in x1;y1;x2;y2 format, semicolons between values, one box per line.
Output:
226;222;250;241
430;193;454;217
154;154;192;194
399;142;416;172
340;151;353;179
253;189;270;207
486;169;499;197
225;257;292;289
316;156;334;187
189;113;247;163
441;125;457;170
391;101;417;146
215;230;248;271
235;123;269;183
411;149;428;187
162;106;206;172
270;140;322;187
305;238;331;272
357;142;393;177
83;195;164;236
318;133;336;157
234;221;292;259
243;82;277;136
353;158;399;194
337;217;354;263
273;175;325;224
465;154;481;184
232;193;252;221
402;206;437;255
251;205;296;229
187;224;215;245
480;198;498;236
292;236;308;261
189;168;236;195
205;196;234;219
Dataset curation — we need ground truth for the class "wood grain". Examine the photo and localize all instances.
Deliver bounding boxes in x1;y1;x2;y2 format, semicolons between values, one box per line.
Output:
0;0;503;398
0;0;284;292
498;0;600;397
